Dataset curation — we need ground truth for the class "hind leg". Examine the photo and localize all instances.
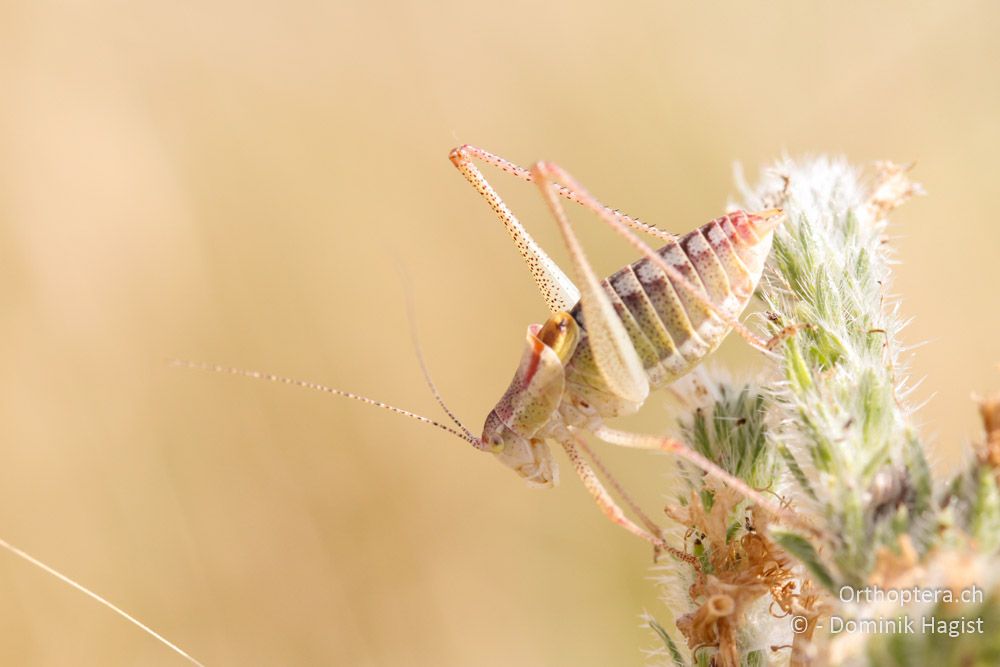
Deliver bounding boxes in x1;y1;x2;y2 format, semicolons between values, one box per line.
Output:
529;159;780;353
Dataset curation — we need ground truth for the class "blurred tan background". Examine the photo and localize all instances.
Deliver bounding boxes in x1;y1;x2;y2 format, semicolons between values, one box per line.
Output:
1;1;998;665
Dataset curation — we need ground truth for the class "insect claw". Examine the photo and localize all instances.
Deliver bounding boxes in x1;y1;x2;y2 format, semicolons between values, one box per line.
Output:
754;207;784;219
752;207;786;232
765;322;816;351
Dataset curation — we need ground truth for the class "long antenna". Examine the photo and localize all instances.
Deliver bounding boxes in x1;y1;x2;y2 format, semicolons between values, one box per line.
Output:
170;360;480;446
399;275;479;444
0;537;205;666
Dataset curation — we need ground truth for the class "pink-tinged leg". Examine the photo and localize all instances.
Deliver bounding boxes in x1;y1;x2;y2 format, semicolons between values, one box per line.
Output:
560;439;696;564
592;426;820;538
573;436;664;538
451;144;676;242
448;148;579;313
530;161;650;405
531;160;778;354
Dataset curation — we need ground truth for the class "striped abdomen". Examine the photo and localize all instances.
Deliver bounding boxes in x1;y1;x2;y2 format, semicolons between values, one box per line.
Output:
563;210;775;408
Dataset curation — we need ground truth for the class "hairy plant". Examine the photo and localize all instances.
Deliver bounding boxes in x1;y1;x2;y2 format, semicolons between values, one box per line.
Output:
642;158;1000;666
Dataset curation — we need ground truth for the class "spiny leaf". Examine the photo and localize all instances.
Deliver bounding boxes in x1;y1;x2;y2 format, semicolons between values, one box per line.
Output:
779;444;818;501
649;619;687;667
772;530;837;591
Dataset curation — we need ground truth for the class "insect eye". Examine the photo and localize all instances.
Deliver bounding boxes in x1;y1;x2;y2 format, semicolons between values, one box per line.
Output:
490;436;504;453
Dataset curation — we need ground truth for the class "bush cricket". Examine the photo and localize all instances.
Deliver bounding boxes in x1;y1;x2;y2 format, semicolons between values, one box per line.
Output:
181;145;811;561
0;146;798;667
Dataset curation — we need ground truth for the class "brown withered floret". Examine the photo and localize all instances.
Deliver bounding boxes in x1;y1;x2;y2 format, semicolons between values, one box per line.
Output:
666;482;821;666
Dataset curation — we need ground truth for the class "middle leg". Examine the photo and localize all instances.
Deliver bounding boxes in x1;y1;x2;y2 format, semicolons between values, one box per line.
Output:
592;425;821;538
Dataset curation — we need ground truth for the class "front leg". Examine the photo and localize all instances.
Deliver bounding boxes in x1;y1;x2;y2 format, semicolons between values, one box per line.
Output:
560;438;695;564
593;425;822;538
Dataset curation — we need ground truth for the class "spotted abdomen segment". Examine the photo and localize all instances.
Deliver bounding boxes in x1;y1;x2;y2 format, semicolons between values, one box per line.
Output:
566;210;776;400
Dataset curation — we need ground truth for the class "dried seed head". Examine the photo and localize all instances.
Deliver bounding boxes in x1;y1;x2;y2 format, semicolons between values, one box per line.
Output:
977;393;1000;469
